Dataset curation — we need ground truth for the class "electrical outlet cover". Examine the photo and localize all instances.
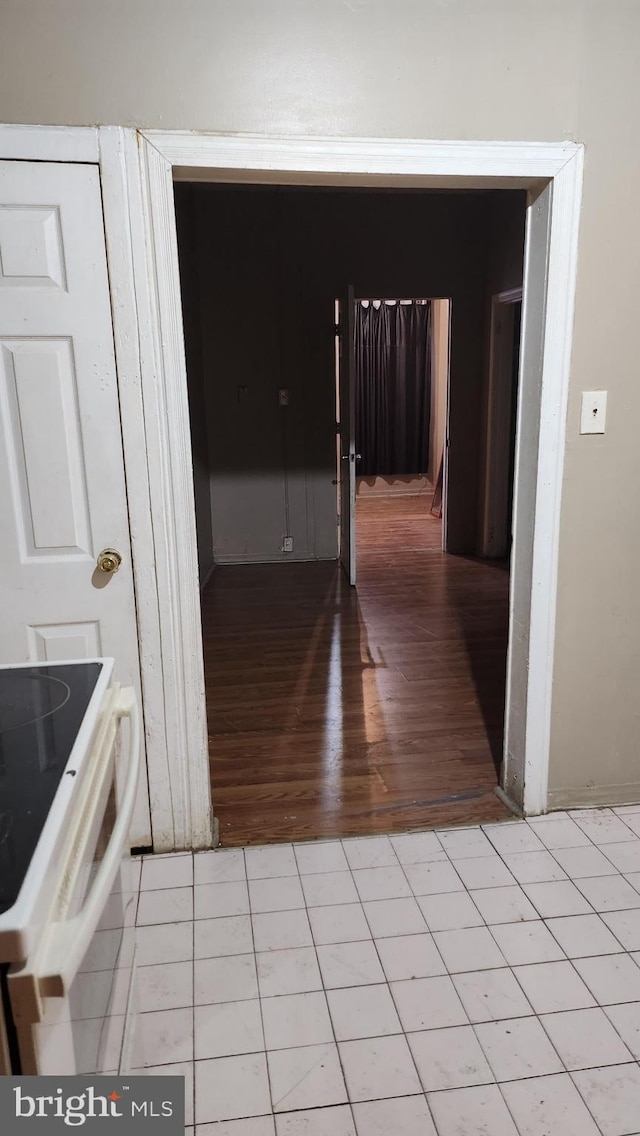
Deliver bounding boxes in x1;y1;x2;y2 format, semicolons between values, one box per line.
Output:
580;390;607;434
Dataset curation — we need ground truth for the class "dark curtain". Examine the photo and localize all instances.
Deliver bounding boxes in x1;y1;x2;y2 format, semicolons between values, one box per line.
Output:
355;300;431;477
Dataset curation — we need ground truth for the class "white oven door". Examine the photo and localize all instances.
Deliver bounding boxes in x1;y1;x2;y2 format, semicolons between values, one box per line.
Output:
6;686;141;1075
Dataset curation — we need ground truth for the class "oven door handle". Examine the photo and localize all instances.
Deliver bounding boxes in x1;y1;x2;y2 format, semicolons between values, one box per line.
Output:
42;686;140;998
11;687;140;1013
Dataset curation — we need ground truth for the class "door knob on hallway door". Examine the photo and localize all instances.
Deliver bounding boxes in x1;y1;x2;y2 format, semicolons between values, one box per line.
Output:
96;548;122;573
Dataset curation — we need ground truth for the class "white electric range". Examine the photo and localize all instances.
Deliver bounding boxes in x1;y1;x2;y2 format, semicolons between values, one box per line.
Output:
0;658;141;1076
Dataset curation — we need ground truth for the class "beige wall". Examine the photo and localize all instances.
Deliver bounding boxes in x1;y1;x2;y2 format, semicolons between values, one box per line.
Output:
2;1;640;803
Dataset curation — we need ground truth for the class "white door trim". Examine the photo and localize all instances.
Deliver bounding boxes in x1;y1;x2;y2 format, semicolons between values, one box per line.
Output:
522;153;583;813
132;134;213;850
96;126;176;849
134;130;583;825
143;131;577;183
0;124;98;163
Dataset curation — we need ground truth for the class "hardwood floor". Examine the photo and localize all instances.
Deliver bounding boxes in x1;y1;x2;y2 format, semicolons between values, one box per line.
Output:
202;495;511;845
356;491;443;552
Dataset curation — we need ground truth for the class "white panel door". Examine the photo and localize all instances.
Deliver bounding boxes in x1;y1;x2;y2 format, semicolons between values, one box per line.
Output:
338;286;356;585
0;160;151;845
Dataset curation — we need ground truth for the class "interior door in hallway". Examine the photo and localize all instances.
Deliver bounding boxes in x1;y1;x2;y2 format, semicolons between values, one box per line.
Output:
0;159;151;844
337;285;356;584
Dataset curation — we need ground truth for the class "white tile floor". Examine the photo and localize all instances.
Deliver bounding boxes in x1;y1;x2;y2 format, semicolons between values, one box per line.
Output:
132;808;640;1135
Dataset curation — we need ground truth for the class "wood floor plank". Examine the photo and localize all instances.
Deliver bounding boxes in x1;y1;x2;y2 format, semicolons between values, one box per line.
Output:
202;494;512;844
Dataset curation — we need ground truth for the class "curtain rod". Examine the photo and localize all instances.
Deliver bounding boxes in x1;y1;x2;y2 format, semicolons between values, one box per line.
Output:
358;298;430;308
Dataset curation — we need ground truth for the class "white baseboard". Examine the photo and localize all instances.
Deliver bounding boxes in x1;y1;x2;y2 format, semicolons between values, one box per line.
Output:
212;552;338;566
357;475;432;498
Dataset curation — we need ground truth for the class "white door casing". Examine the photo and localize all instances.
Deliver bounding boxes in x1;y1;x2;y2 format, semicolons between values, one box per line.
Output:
96;126;184;853
0;157;152;846
135;135;213;850
135;131;583;823
502;188;551;808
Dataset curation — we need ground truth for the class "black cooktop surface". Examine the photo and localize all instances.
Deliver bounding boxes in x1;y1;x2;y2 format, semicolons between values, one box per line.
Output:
0;662;103;917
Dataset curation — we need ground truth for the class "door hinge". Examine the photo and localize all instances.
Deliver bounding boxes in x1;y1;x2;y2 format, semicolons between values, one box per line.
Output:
334;322;341;336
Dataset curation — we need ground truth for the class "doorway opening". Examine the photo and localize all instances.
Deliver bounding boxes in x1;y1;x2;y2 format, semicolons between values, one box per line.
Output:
174;181;528;844
348;296;446;565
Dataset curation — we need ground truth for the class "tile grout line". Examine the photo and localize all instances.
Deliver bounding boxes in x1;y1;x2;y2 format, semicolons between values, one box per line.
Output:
190;852;195;1130
567;1062;638;1136
298;842;358;1132
242;844;277;1128
187;852;213;1124
467;962;576;1111
346;834;450;1130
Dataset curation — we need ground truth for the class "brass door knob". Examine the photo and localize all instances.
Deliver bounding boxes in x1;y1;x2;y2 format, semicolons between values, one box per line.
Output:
97;548;122;574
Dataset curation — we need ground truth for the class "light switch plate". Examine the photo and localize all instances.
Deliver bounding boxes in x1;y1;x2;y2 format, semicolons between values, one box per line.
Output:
580;390;607;434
